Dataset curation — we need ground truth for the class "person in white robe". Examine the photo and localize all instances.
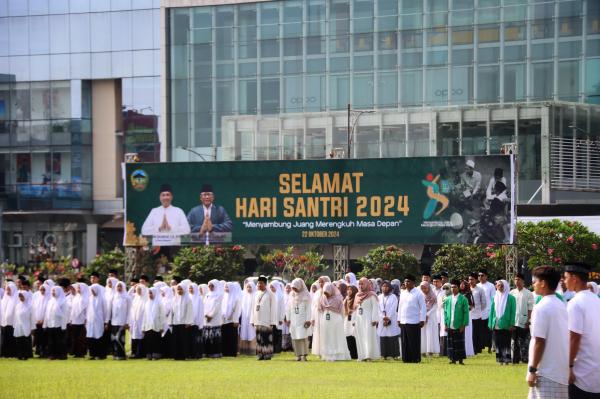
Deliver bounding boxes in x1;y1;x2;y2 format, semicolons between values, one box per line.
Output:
203;279;223;358
317;282;349;361
170;281;194;360
110;281;130;360
44;285;68;360
142;287;165;360
310;276;331;356
239;281;257;355
353;277;380;361
420;281;440;356
221;281;242;357
129;284;148;359
398;274;426;363
269;281;285;353
103;277;118;356
14;290;35;360
286;278;312;361
141;183;191;236
378;281;401;360
282;283;293;351
86;284;107;359
69;282;89;357
160;285;174;358
32;283;51;357
1;282;19;358
344;272;358;288
188;282;204;359
250;276;278;360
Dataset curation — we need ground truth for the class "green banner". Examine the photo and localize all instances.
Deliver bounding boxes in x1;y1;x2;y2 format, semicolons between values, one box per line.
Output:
125;155;514;246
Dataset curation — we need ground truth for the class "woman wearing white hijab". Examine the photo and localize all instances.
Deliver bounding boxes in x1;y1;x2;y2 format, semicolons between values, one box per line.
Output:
159;285;175;358
310;276;331;356
103;277;118;355
239;280;257;355
488;279;516;365
1;282;19;357
129;284;148;359
286;278;312;361
282;283;293;351
69;282;90;358
187;282;204;359
222;281;242;357
14;290;35;360
345;272;358;288
203;279;224;358
32;283;51;357
142;287;165;360
269;281;285;353
86;284;107;360
44;285;68;360
170;281;194;360
110;281;131;360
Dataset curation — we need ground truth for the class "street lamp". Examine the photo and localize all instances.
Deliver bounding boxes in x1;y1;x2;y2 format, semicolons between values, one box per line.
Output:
347;104;375;159
178;146;216;162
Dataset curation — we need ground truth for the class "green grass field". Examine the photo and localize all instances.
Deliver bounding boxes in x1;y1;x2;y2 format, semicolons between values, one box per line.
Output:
0;352;526;398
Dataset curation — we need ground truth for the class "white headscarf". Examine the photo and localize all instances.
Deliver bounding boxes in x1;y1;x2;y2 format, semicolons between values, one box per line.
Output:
86;284;107;339
204;279;224;318
142;286;165;333
344;272;358;287
44;285;67;329
104;277;118;310
199;284;209;298
14;290;34;337
1;282;19;326
32;283;51;323
241;280;256;316
130;284;149;339
222;281;242;321
493;280;510;321
188;282;204;327
111;281;130;326
70;283;90;324
588;282;600;295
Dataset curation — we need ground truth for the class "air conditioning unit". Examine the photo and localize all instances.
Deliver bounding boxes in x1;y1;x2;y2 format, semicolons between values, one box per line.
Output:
8;233;22;248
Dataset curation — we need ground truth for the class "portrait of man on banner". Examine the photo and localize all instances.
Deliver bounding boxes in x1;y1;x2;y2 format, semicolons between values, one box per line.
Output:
187;184;233;245
141;183;191;237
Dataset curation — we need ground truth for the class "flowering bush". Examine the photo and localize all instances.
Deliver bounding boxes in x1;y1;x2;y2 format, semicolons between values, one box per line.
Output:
85;248;126;279
261;247;327;283
357;245;419;281
172;245;245;283
431;244;504;281
517;220;600;270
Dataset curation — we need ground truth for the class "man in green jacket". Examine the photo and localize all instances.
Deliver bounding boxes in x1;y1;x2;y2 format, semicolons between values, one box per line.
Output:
488;279;516;364
444;279;470;365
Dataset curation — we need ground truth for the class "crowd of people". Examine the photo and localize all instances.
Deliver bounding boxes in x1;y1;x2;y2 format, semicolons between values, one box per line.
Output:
0;263;599;398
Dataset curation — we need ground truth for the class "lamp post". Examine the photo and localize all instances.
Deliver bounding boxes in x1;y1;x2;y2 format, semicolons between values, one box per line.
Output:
347;104;375;159
178;146;217;162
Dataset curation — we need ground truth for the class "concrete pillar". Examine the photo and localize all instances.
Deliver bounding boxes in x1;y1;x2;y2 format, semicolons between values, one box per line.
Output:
86;223;98;264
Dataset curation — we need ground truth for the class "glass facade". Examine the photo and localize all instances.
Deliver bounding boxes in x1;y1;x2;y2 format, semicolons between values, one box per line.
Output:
0;0;161;263
168;0;600;161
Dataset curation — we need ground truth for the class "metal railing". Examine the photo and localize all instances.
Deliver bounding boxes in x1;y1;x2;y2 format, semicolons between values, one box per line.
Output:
550;137;600;192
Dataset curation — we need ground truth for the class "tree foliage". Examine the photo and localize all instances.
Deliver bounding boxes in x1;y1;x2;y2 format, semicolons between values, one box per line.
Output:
261;246;327;283
172;245;246;283
357;245;420;280
431;244;504;281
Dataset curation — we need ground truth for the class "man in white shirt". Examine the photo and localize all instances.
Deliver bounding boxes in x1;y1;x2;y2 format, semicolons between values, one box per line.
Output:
141;184;191;236
526;266;569;398
460;159;482;199
469;272;487;354
564;263;600;398
250;276;278;361
511;272;534;364
477;269;496;352
398;274;426;363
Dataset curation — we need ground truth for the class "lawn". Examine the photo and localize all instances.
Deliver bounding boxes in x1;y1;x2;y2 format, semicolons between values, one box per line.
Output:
0;352;527;399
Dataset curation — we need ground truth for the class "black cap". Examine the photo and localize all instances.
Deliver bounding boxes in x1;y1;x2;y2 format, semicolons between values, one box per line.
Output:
58;278;71;288
108;269;118;276
432;274;442;280
478;269;488;276
172;276;182;284
90;271;100;278
469;272;478;279
155;275;164;282
422;271;431;277
258;275;268;283
76;277;87;283
140;274;149;282
564;262;591;274
515;272;525;279
131;278;139;284
37;275;46;282
440;271;449;278
21;279;31;288
404;274;416;282
200;184;213;194
450;279;461;286
159;183;172;194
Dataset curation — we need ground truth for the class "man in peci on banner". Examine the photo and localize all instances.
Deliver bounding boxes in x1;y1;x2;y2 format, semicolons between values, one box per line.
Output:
141;183;191;236
187;184;233;245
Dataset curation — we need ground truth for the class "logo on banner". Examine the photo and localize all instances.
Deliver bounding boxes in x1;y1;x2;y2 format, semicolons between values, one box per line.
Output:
422;173;449;219
130;169;149;192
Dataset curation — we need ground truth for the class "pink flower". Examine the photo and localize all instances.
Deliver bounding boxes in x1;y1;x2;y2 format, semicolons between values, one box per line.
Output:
486;252;496;258
383;263;390;271
567;235;574;244
592;243;598;251
487;244;495;249
547;248;554;256
553;257;562;263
